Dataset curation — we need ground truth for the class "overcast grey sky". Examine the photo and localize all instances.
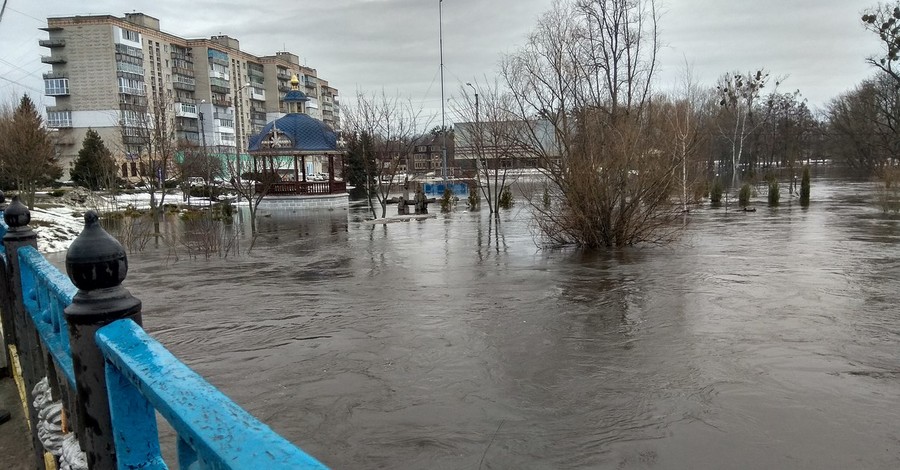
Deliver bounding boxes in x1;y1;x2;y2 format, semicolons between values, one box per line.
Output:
0;0;883;124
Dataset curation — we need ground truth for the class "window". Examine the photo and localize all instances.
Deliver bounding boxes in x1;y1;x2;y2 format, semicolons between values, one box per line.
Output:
130;162;138;177
118;77;145;95
121;163;128;178
44;78;69;95
122;29;139;42
47;111;72;127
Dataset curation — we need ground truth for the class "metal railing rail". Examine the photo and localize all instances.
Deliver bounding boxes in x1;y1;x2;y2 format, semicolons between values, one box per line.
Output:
0;195;328;469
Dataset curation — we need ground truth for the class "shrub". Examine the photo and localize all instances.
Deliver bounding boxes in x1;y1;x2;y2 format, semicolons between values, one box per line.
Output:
499;186;513;209
190;186;223;199
710;178;724;205
440;187;453;212
768;180;780;207
800;165;810;207
738;183;751;208
48;189;66;198
467;188;479;210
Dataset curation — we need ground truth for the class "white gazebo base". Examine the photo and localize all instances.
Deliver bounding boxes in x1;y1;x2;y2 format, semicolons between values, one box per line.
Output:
256;193;349;211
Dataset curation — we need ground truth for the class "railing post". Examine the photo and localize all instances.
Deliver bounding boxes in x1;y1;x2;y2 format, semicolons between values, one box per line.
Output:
64;211;142;470
2;195;46;467
0;190;10;376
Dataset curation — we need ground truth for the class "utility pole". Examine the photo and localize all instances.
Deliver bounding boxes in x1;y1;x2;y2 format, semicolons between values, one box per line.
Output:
466;82;479;186
439;0;447;185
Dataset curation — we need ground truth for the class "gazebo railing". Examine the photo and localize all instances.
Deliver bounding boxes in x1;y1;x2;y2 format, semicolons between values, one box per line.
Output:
261;181;346;196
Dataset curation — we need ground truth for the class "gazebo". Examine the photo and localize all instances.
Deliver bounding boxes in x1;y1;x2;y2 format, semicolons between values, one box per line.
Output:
247;76;347;208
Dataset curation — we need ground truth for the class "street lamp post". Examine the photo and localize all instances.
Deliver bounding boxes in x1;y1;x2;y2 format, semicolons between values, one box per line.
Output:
439;0;447;185
233;83;252;203
465;82;479;184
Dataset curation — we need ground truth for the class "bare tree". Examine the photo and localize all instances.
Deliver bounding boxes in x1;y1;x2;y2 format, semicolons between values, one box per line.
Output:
667;63;710;212
501;0;692;248
827;73;900;171
454;81;528;214
862;2;900;86
223;154;278;233
716;70;769;185
120;89;178;232
344;91;426;218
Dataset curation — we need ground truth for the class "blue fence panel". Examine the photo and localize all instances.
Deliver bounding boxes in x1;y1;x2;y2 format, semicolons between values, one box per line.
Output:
96;319;329;470
424;182;469;197
17;246;77;386
0;218;7;255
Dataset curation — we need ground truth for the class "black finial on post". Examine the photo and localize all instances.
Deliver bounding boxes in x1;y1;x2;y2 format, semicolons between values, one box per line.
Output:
4;196;31;230
64;210;142;470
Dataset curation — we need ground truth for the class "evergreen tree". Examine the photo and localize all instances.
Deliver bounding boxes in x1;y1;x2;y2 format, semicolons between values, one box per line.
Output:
346;131;375;191
71;128;117;190
800;165;811;207
0;94;61;207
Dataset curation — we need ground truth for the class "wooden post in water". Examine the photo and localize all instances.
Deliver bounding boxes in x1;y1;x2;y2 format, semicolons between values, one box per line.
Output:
64;211;142;470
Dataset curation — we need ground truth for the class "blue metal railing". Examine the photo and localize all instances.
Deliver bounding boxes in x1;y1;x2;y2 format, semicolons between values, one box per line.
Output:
1;213;328;469
424;182;470;197
18;245;77;387
97;320;327;469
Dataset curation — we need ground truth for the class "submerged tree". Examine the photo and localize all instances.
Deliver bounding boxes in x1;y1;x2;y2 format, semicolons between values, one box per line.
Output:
826;73;900;170
454;81;526;215
120;88;178;233
0;94;62;207
501;0;695;247
344;91;426;218
716;70;769;185
71;128;118;191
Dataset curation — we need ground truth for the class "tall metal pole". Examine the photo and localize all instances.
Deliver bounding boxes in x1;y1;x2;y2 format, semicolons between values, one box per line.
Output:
439;0;447;185
466;82;479;184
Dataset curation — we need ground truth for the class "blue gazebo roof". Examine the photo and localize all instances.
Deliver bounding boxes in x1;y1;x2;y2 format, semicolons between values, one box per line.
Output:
248;113;338;153
283;90;309;103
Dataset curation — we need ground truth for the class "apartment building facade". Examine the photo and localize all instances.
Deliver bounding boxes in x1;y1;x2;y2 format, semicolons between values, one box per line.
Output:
39;12;340;180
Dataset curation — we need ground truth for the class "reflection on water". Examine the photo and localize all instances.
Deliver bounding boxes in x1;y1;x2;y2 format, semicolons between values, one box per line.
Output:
105;178;900;469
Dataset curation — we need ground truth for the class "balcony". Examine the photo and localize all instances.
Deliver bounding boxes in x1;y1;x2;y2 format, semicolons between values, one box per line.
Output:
249;88;265;101
39;39;65;48
209;70;230;81
173;81;196;92
41;55;66;64
177;121;199;132
119;95;148;108
42;72;67;80
175;102;199;118
211;96;230;107
173;67;194;78
47;110;72;128
210;84;229;95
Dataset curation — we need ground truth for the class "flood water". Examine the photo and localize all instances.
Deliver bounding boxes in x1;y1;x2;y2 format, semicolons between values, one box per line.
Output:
93;177;900;468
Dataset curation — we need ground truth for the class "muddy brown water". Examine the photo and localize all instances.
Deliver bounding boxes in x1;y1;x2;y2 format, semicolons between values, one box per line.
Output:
54;177;900;469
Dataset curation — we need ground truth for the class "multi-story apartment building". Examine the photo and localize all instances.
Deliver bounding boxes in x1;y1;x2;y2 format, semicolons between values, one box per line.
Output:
39;12;340;180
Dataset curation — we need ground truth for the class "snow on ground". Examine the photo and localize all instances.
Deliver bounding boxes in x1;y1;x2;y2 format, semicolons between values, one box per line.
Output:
25;189;245;254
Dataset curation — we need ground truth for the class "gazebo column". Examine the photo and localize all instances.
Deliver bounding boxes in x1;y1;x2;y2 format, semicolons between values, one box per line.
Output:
328;155;335;181
293;155;299;184
301;156;307;182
